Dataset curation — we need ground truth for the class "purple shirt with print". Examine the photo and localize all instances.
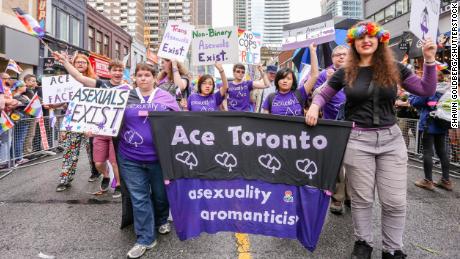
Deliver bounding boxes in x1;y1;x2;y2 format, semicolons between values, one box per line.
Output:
118;88;180;162
314;66;346;120
262;87;308;116
227;80;253;111
187;92;224;111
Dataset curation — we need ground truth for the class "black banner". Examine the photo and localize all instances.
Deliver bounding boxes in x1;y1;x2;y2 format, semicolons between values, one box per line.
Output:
149;112;352;191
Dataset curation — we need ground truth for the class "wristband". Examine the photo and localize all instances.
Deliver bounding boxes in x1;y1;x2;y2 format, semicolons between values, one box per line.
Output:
424;60;435;64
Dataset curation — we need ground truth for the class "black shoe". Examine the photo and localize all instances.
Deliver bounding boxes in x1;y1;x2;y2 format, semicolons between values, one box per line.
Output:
112;186;121;198
351;240;373;259
88;173;100;182
382;250;407;259
100;177;110;191
56;182;71;192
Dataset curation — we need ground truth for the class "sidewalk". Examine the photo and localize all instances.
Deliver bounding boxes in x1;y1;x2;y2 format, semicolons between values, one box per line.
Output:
0;154;458;258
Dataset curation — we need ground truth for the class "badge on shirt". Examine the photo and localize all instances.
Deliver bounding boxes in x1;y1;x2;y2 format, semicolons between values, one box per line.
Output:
138;110;149;117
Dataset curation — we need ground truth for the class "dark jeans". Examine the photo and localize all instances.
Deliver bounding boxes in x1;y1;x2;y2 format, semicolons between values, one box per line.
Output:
117;154;169;245
13;119;29;160
422;132;450;181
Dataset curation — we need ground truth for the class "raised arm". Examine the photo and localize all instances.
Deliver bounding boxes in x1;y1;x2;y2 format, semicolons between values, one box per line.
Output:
216;63;229;96
303;43;319;95
253;65;271;89
172;60;188;91
52;51;97;87
401;39;437;96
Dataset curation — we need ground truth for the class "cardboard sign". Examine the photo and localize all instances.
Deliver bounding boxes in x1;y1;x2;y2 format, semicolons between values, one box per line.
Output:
42;74;83;104
238;29;262;65
282;19;335;51
409;0;440;41
61;87;129;136
191;26;239;65
158;21;194;62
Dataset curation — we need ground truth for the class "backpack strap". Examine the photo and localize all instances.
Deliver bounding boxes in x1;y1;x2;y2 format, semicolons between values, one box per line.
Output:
294;90;306;108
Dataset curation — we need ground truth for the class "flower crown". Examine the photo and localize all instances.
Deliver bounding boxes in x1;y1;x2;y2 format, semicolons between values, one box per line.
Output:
346;22;390;45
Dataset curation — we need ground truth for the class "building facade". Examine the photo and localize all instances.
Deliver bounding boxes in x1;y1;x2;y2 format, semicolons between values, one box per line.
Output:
192;0;212;26
0;0;40;76
321;0;364;20
234;0;289;47
144;0;192;52
234;0;250;30
86;4;132;79
87;0;145;44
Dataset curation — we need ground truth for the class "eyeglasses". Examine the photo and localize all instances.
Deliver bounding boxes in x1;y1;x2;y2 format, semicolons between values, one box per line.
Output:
333;53;347;57
235;70;245;74
75;61;88;65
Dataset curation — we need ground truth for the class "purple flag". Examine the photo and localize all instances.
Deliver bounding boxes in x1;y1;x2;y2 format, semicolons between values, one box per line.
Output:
166;178;330;251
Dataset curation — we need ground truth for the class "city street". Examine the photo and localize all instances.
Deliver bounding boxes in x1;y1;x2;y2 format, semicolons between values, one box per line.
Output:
0;154;458;259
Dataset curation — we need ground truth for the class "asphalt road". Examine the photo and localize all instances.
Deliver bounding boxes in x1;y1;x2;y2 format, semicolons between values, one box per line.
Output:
0;154;459;259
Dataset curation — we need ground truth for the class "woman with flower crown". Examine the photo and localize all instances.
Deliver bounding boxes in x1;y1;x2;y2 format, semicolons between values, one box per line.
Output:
305;21;438;259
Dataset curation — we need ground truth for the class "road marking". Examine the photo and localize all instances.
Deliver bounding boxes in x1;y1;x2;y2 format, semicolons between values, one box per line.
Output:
235;233;251;259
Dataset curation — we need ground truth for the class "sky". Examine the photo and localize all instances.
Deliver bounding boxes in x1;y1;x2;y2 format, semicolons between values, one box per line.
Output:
211;0;322;27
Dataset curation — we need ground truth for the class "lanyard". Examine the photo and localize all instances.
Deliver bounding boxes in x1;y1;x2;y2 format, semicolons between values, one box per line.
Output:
135;87;158;104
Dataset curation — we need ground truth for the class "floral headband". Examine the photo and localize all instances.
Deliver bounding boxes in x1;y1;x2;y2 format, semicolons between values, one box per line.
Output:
346;22;390;45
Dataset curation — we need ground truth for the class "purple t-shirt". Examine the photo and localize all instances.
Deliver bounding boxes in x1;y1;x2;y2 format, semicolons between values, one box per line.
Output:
227;80;253;111
118;88;180;162
262;87;308;116
0;84;4;94
187;92;224;111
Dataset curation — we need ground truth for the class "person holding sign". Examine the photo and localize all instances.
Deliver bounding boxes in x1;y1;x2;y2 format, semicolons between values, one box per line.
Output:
52;53;99;192
227;63;270;111
53;52;127;197
157;58;189;108
186;63;228;111
305;21;437;259
262;44;318;116
116;63;180;259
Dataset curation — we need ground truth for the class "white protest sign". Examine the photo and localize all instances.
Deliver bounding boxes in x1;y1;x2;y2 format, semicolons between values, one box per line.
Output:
282;19;335;51
409;0;440;41
191;26;239;65
61;87;129;137
158;21;194;62
42;74;83;104
238;29;262;65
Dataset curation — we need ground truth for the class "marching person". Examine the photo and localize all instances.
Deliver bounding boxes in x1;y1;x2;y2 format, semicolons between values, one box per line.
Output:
53;52;126;197
157;58;189;108
116;63;179;258
227;63;270;112
305;21;437;259
186;63;228;111
52;53;99;191
262;43;318;116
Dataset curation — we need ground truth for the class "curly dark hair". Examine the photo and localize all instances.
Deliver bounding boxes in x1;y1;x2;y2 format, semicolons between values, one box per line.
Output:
344;21;400;88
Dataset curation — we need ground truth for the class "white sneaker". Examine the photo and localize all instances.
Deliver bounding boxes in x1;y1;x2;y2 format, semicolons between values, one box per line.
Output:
158;222;171;234
127;241;157;259
41;150;57;156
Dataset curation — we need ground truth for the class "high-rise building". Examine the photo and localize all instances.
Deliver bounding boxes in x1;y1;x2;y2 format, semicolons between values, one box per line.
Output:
234;0;250;30
145;0;192;51
234;0;289;46
192;0;212;27
320;0;364;20
87;0;145;43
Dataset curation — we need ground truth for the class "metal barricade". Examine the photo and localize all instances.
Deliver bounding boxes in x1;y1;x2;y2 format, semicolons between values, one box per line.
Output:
0;114;65;172
397;117;460;168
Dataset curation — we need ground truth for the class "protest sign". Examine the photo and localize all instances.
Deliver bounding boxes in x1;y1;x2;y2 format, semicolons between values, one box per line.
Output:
41;74;83;104
409;0;440;41
61;87;129;136
158;21;194;62
282;16;335;51
238;29;262;65
191;26;238;65
148;112;352;251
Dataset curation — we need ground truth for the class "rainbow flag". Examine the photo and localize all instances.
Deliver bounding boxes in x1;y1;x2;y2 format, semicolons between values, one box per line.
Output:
436;61;449;71
12;7;45;38
11;80;25;91
24;93;43;117
6;59;23;74
0;111;15;134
